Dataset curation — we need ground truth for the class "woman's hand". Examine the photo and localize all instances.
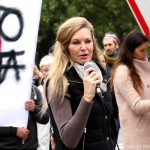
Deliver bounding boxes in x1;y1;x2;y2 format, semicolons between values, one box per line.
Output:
16;127;29;142
25;100;35;112
83;67;100;103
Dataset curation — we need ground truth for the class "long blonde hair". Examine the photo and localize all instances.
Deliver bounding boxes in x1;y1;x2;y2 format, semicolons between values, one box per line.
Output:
45;17;102;104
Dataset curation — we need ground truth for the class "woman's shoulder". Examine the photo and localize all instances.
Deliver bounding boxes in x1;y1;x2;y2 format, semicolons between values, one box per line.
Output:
114;64;130;80
116;64;129;73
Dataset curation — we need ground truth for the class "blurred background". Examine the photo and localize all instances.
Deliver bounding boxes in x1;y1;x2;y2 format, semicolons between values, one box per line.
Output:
36;0;150;64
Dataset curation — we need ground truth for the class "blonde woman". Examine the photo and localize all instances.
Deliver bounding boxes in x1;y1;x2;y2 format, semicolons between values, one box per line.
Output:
43;17;114;150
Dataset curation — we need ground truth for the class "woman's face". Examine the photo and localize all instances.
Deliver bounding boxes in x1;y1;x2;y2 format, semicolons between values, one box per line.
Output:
68;28;94;65
99;54;107;69
133;42;149;61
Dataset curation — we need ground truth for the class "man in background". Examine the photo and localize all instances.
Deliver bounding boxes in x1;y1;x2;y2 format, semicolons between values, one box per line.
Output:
102;32;120;146
102;32;120;67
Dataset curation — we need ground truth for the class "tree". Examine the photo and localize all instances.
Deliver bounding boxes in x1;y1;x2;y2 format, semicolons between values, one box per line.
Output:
36;0;140;64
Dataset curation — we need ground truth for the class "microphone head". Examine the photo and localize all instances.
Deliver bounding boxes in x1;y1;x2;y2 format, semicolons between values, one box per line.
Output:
84;61;104;86
84;61;95;70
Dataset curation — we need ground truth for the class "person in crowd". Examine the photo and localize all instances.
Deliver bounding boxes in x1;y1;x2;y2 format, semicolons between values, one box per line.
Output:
42;16;115;150
102;32;121;141
38;55;54;93
102;32;120;67
0;84;49;150
37;55;53;150
99;53;111;76
99;53;107;69
33;64;42;87
111;30;150;150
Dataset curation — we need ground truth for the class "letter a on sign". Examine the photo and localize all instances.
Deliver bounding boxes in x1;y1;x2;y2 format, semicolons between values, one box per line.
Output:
126;0;150;37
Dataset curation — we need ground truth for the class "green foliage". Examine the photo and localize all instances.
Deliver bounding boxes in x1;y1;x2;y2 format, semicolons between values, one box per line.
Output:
36;0;141;63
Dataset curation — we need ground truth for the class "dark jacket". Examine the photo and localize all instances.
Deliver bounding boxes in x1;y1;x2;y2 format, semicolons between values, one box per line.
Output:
0;85;49;150
49;64;114;150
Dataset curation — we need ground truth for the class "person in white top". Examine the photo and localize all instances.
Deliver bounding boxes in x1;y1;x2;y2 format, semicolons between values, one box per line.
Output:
38;55;54;95
37;55;54;150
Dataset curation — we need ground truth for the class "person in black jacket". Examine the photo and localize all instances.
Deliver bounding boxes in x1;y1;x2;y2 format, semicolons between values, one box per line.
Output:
42;17;115;150
0;85;49;150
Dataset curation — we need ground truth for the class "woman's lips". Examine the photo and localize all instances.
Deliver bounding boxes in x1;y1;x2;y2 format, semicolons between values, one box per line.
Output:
80;54;88;59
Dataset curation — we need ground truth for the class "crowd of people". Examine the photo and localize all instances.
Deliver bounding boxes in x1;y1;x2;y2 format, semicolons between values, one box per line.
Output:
0;16;150;150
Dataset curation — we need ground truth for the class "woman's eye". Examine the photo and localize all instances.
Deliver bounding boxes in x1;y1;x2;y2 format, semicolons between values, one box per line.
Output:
85;40;91;44
72;41;80;45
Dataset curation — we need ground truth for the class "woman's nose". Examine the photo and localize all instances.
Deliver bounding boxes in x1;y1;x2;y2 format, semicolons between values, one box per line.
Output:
80;43;86;50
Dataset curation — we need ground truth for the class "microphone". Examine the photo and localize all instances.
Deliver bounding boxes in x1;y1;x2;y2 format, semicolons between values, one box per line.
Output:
84;61;103;99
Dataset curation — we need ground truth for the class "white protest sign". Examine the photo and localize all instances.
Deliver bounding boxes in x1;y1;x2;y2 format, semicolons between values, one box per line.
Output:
0;0;42;127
